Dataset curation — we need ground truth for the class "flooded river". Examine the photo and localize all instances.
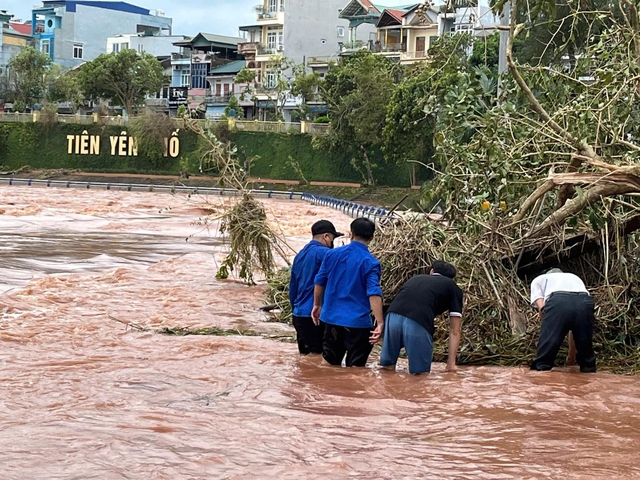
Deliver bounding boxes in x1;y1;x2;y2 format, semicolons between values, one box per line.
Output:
1;185;640;479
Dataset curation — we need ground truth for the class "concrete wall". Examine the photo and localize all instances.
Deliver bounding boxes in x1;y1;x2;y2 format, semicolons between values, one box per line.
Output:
0;42;27;74
51;4;172;68
283;0;375;65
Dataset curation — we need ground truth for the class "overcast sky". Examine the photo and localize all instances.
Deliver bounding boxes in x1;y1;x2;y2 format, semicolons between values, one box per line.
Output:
2;0;425;37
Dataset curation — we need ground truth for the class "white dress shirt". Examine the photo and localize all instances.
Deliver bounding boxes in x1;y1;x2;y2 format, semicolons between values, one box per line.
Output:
530;272;589;305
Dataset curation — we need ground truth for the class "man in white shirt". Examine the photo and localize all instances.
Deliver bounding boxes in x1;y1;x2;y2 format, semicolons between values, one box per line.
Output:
530;268;596;372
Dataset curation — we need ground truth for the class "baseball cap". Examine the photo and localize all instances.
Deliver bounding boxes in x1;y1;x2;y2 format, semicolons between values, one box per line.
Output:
311;220;343;237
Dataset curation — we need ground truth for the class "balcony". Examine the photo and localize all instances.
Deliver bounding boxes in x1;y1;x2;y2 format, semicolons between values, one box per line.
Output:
205;94;232;105
256;44;283;62
307;56;336;66
255;83;277;95
381;43;406;53
238;41;259;55
257;44;282;56
339;40;369;53
255;7;284;25
400;51;428;63
171;52;191;60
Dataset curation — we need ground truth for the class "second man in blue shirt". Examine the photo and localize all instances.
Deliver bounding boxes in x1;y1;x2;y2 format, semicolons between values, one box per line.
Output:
312;218;384;367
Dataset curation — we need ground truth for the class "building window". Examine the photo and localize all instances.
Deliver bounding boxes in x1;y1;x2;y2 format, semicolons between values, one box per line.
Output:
42;39;50;55
266;71;277;89
112;43;119;53
181;72;190;87
191;63;209;89
268;0;277;13
278;32;283;50
121;43;129;50
73;43;83;59
337;26;345;37
267;32;277;50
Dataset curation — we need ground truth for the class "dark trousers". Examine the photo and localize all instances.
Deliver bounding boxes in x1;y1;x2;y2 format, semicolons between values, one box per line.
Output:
292;315;324;355
531;292;596;372
323;324;374;367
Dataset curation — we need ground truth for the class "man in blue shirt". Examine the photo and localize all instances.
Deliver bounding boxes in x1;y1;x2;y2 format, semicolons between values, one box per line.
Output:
312;218;384;367
289;220;343;355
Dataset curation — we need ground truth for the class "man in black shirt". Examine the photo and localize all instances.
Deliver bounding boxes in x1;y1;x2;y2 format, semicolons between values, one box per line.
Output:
379;261;463;374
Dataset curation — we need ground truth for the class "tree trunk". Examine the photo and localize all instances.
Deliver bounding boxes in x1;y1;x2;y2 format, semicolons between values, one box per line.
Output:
360;145;375;185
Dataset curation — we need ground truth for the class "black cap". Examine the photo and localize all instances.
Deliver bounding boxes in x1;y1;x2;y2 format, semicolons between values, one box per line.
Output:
312;220;343;237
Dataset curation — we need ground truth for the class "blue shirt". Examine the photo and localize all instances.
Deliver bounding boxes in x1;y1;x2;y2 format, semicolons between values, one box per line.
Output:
314;241;382;328
289;240;330;317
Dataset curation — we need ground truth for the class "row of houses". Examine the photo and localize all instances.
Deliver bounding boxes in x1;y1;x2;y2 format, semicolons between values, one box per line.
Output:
0;0;499;120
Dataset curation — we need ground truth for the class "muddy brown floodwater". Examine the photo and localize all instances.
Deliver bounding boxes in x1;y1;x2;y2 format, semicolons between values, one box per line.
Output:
1;186;640;479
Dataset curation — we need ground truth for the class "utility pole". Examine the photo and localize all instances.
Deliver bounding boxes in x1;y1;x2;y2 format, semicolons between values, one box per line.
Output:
497;1;511;97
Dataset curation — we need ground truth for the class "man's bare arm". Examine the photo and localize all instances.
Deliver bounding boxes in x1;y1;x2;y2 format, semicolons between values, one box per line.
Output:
447;316;462;371
311;285;325;326
534;298;545;320
368;295;384;344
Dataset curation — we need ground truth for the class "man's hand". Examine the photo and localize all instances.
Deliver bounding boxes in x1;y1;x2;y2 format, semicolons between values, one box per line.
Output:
311;305;321;326
369;321;384;344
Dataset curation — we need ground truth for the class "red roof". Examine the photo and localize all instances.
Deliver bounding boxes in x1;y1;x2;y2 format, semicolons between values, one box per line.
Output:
385;9;404;22
359;0;381;13
9;22;32;35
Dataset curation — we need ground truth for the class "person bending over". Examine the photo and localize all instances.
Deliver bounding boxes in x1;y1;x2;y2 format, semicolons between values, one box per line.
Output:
530;268;596;372
380;261;463;374
289;220;343;355
311;218;384;367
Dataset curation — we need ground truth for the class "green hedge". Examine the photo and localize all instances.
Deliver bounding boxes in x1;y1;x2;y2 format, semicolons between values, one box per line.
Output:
236;132;412;187
0;122;200;174
0;122;411;187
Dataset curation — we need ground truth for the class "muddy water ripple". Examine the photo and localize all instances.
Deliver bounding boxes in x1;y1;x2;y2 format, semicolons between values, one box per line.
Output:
1;186;639;479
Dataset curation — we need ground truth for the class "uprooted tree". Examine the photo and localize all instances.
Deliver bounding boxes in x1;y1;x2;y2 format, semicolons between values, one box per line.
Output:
181;118;290;285
398;0;640;370
268;0;640;370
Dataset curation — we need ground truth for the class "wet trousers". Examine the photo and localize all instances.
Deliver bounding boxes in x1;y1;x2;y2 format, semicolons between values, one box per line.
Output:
531;292;596;372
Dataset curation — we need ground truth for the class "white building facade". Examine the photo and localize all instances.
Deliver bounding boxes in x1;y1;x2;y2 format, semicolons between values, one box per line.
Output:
31;0;172;68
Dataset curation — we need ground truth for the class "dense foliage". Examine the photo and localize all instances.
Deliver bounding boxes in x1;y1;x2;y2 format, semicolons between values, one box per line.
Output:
6;47;52;111
77;49;164;115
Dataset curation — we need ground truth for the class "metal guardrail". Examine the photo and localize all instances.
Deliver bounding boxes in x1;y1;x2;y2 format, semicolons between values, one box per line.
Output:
0;177;304;199
301;193;392;222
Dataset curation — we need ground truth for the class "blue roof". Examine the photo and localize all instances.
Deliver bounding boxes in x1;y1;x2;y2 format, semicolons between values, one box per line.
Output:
41;1;151;15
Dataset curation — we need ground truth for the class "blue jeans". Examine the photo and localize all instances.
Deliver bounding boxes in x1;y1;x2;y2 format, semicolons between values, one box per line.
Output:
380;312;433;374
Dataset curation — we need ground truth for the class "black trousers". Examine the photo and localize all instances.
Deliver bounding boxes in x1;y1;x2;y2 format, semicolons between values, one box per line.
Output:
531;292;597;372
292;315;324;355
323;324;374;367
